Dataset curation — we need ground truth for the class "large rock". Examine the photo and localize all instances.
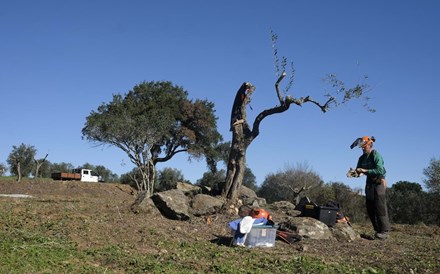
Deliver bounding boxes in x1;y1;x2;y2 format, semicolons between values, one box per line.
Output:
271;201;302;217
190;194;224;216
281;217;333;240
331;223;360;242
151;189;190;220
176;182;201;196
239;186;266;207
131;195;162;215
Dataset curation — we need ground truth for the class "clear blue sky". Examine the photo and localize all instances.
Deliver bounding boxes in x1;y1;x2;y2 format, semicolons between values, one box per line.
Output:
1;1;439;191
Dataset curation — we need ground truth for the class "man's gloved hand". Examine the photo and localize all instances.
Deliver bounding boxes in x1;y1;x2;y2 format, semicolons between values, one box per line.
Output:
346;168;360;178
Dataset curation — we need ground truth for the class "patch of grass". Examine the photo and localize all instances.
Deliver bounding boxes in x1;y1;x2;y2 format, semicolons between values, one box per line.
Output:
0;227;100;273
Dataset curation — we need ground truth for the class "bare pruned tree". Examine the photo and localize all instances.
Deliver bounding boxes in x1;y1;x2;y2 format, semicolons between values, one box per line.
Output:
221;31;373;205
34;154;49;178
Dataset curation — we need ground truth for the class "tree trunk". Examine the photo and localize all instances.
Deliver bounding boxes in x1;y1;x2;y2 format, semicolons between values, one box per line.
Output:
222;83;255;204
221;72;341;205
223;125;248;203
16;161;22;183
34;154;48;178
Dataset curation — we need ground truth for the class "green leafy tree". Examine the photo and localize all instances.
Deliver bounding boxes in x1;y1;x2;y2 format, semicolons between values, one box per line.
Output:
196;169;226;195
316;182;367;223
120;168;142;188
156;167;187;192
50;162;75;173
33;153;48;178
222;30;373;204
393;181;422;193
388;181;425;224
242;167;258;192
7;143;37;182
423;157;440;193
82;81;222;197
258;163;323;204
38;160;52;178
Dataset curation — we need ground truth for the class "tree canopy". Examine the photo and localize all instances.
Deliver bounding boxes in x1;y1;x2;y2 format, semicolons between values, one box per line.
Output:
7;143;36;181
82;81;222;196
423;157;440;193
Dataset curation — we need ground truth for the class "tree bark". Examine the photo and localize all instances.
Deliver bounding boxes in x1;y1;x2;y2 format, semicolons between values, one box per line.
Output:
222;83;255;203
34;154;48;178
222;76;334;205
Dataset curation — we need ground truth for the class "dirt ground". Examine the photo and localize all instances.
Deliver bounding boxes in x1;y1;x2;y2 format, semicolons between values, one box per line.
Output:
1;179;439;273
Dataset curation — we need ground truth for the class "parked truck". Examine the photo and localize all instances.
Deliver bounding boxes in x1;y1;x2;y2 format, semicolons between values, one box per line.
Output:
51;168;102;183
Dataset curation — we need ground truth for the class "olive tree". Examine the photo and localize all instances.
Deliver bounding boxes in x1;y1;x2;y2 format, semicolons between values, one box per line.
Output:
257;163;323;204
82;81;222;197
423;157;440;193
222;31;373;204
7;143;37;182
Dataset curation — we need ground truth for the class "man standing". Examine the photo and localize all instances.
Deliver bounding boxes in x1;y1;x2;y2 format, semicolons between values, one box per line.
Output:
351;136;391;239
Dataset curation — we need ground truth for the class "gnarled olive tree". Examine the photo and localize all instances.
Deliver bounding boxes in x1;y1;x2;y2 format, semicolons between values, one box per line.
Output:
222;31;373;204
82;81;222;197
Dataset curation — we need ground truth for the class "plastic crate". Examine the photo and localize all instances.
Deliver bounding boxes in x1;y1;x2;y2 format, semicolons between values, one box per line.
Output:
303;204;337;227
243;225;277;247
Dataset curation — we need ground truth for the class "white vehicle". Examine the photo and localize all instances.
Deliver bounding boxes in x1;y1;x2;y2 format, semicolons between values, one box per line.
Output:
51;168;102;183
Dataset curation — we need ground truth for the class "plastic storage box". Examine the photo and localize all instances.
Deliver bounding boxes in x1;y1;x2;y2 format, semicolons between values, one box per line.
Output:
303;204;337;227
241;225;277;248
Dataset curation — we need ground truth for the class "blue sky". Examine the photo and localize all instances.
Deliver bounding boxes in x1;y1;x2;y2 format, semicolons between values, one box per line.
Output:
1;1;439;191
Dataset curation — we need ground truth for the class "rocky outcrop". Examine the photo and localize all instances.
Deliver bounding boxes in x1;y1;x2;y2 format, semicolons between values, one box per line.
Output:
151;189;191;220
191;194;224;216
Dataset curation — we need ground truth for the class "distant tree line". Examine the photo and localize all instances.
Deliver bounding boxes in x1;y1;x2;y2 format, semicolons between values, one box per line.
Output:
1;143;118;182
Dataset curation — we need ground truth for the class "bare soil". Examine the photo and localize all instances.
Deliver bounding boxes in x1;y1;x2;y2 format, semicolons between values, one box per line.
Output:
1;179;439;273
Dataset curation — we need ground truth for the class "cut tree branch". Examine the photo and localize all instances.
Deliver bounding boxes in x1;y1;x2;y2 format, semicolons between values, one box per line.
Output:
275;71;287;104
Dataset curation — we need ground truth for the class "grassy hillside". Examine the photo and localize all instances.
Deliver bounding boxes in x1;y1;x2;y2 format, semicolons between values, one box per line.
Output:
0;178;439;273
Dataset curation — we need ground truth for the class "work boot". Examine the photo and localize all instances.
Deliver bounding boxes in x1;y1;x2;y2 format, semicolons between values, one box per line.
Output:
375;232;389;240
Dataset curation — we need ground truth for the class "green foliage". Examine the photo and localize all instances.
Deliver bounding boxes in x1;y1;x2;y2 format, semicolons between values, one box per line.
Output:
196;169;226;194
258;163;322;203
35;160;52;178
50;162;75;173
205;141;231;173
270;28;295;95
82;81;222;195
388;181;440;225
393;181;422;193
156;167;187;191
242;167;258;191
119;167;142;188
314;182;367;223
423;157;440;193
7;143;36;178
324;74;374;112
270;29;373;112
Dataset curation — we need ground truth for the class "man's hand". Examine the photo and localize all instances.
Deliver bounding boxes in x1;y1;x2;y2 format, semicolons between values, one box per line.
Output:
356;168;367;174
347;168;360;178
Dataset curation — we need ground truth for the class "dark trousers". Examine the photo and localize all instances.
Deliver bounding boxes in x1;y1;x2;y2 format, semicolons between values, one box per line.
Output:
365;182;391;233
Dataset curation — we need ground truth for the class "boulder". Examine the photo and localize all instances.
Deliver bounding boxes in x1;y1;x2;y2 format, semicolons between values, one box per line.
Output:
281;217;333;240
151;189;191;220
239;186;266;207
239;185;257;198
271;201;302;217
131;195;162;215
176;182;201;196
331;223;360;242
191;194;224;216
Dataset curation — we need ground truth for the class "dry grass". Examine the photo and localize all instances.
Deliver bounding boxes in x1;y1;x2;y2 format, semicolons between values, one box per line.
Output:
1;179;439;273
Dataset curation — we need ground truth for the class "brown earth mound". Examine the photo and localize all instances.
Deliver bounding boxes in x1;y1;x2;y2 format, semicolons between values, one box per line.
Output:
1;179;439;273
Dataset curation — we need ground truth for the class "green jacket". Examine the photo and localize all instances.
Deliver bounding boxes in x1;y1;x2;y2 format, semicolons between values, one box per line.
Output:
356;150;386;180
